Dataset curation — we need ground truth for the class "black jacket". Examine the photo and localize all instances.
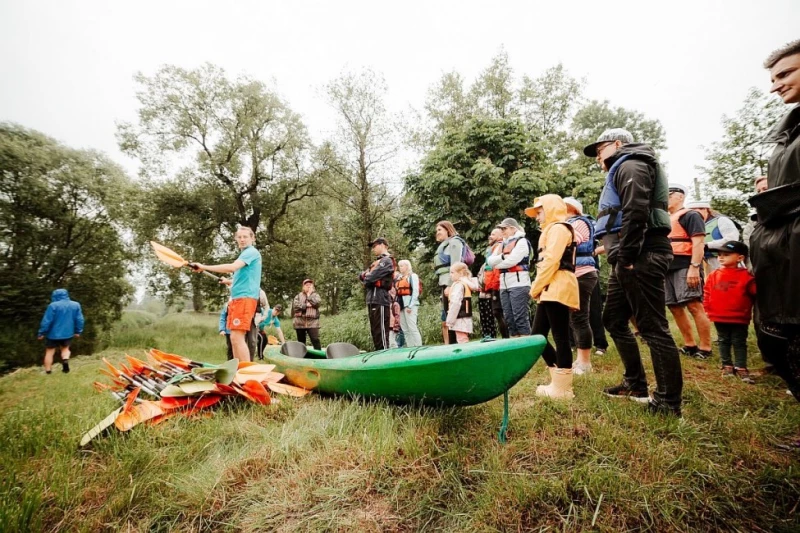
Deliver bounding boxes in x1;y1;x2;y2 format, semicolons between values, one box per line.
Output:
750;105;800;325
360;253;395;306
602;144;671;267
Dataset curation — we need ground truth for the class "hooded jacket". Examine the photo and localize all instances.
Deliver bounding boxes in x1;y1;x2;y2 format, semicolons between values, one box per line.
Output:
38;289;84;340
529;195;580;310
598;144;672;267
749;105;800;324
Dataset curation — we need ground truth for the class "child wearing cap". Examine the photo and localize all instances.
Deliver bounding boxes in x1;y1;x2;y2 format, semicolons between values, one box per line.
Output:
703;241;757;383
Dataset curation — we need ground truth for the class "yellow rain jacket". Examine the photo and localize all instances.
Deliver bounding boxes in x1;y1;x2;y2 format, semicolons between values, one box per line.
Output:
527;194;580;310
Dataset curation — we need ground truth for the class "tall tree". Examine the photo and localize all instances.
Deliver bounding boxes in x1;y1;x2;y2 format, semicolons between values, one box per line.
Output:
118;63;315;239
699;87;785;221
0;124;135;369
403;117;551;259
518;63;586;140
469;50;516;119
324;69;398;268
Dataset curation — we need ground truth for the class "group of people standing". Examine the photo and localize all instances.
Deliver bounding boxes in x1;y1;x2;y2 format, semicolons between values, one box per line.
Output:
43;40;798;429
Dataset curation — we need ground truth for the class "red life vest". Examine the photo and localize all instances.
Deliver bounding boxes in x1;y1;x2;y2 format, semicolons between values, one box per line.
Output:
499;237;530;273
669;208;693;256
483;242;502;291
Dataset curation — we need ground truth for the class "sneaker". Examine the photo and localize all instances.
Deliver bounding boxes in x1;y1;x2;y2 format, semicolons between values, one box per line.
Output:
680;345;699;356
594;348;607;356
646;399;682;418
604;382;649;403
721;365;735;378
695;349;713;360
735;368;755;385
62;361;70;374
572;361;593;375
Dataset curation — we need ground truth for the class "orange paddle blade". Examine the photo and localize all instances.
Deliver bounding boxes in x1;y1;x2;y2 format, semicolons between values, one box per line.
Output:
114;401;164;432
238;381;271;405
150;241;189;269
156;397;193;411
123;387;141;413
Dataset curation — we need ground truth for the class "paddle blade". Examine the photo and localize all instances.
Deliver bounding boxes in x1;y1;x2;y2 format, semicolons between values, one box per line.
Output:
80;407;122;447
114;401;164;432
191;394;223;411
156;397;193;411
123;387;141;413
239;380;271;405
150;241;189;269
267;382;311;397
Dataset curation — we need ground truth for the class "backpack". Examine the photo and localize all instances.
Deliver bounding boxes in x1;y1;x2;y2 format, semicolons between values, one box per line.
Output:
459;237;476;266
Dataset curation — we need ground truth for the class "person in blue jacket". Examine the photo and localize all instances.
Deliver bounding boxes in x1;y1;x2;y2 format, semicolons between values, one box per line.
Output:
37;288;84;374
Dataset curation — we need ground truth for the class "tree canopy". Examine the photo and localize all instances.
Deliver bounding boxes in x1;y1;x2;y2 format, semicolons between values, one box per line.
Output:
0;123;135;369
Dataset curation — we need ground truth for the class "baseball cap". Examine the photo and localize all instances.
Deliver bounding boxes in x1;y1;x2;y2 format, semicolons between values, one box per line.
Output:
368;237;389;247
302;278;314;285
719;240;748;257
563;196;584;214
496;217;522;230
583;128;634;157
686;200;711;209
668;183;687;195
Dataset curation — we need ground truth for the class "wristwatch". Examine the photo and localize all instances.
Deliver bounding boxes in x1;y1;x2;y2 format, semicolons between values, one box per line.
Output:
690;262;701;268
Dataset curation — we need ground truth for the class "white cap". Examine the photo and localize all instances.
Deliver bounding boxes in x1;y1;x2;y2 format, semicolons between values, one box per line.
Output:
668;183;687;195
686;200;712;209
563;196;584;214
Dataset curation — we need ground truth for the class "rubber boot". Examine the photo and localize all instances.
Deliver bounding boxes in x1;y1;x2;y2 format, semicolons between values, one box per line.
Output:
536;367;574;400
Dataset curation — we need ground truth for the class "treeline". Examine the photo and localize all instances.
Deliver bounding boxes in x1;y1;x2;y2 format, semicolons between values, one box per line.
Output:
0;51;780;370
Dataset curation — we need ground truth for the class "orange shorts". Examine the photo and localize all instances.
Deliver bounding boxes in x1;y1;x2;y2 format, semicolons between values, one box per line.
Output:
226;298;257;332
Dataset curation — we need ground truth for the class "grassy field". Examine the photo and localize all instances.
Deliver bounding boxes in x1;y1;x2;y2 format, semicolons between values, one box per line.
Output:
1;307;799;532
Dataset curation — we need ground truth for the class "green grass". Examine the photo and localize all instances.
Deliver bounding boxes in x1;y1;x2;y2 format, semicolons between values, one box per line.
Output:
1;307;799;531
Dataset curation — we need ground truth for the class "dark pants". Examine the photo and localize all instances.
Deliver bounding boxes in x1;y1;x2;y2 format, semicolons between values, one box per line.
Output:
368;305;390;351
532;301;573;369
716;323;749;368
500;286;532;336
246;322;259;359
758;324;800;401
478;296;496;338
491;290;509;338
571;271;598;350
296;328;321;350
603;251;683;408
589;280;608;349
225;334;233;360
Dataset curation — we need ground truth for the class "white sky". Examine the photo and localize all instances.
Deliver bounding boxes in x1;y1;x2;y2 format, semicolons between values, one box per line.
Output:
1;0;798;202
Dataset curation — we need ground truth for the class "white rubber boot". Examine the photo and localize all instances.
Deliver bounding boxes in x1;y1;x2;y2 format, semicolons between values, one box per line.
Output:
536;368;574;400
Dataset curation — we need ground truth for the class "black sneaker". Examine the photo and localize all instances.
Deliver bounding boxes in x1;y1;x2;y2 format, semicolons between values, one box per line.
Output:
647;399;682;418
62;361;70;374
680;345;698;356
604;382;650;403
695;349;712;360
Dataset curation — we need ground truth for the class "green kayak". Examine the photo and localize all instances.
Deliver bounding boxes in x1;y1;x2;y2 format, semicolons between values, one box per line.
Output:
263;336;546;406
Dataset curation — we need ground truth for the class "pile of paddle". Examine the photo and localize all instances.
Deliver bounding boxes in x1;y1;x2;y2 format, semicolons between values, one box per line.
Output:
80;348;309;447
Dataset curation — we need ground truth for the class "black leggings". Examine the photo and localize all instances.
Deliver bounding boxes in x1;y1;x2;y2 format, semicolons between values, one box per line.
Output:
296;328;321;350
532;301;573;369
571;271;598;349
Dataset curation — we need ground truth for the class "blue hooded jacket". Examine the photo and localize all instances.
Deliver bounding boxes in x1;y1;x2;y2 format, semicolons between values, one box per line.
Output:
38;289;85;340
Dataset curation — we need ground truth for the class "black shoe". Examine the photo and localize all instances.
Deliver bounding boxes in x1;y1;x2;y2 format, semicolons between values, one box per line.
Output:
647;399;681;418
62;361;70;374
604;382;650;403
680;345;698;356
695;349;712;360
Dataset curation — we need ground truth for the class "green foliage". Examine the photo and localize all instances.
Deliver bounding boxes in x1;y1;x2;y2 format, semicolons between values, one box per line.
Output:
0;124;135;370
699;88;784;220
403;117;551;255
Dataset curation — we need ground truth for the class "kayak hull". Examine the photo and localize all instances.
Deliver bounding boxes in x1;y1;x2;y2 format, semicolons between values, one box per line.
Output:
263;336;546;406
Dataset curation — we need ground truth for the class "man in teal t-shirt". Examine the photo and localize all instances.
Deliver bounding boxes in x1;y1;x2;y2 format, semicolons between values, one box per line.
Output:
191;226;263;362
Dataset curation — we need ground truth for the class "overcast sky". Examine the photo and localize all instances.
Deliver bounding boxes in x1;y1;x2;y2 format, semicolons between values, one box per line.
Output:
1;0;798;201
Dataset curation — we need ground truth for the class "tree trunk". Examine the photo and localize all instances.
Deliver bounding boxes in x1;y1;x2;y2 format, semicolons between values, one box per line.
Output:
191;279;205;313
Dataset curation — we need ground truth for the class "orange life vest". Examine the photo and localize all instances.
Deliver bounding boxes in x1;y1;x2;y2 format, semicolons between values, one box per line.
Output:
395;274;421;297
483;242;502;291
669;208;693;256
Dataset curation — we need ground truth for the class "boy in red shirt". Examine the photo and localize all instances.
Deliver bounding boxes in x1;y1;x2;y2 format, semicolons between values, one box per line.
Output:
703;241;757;383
